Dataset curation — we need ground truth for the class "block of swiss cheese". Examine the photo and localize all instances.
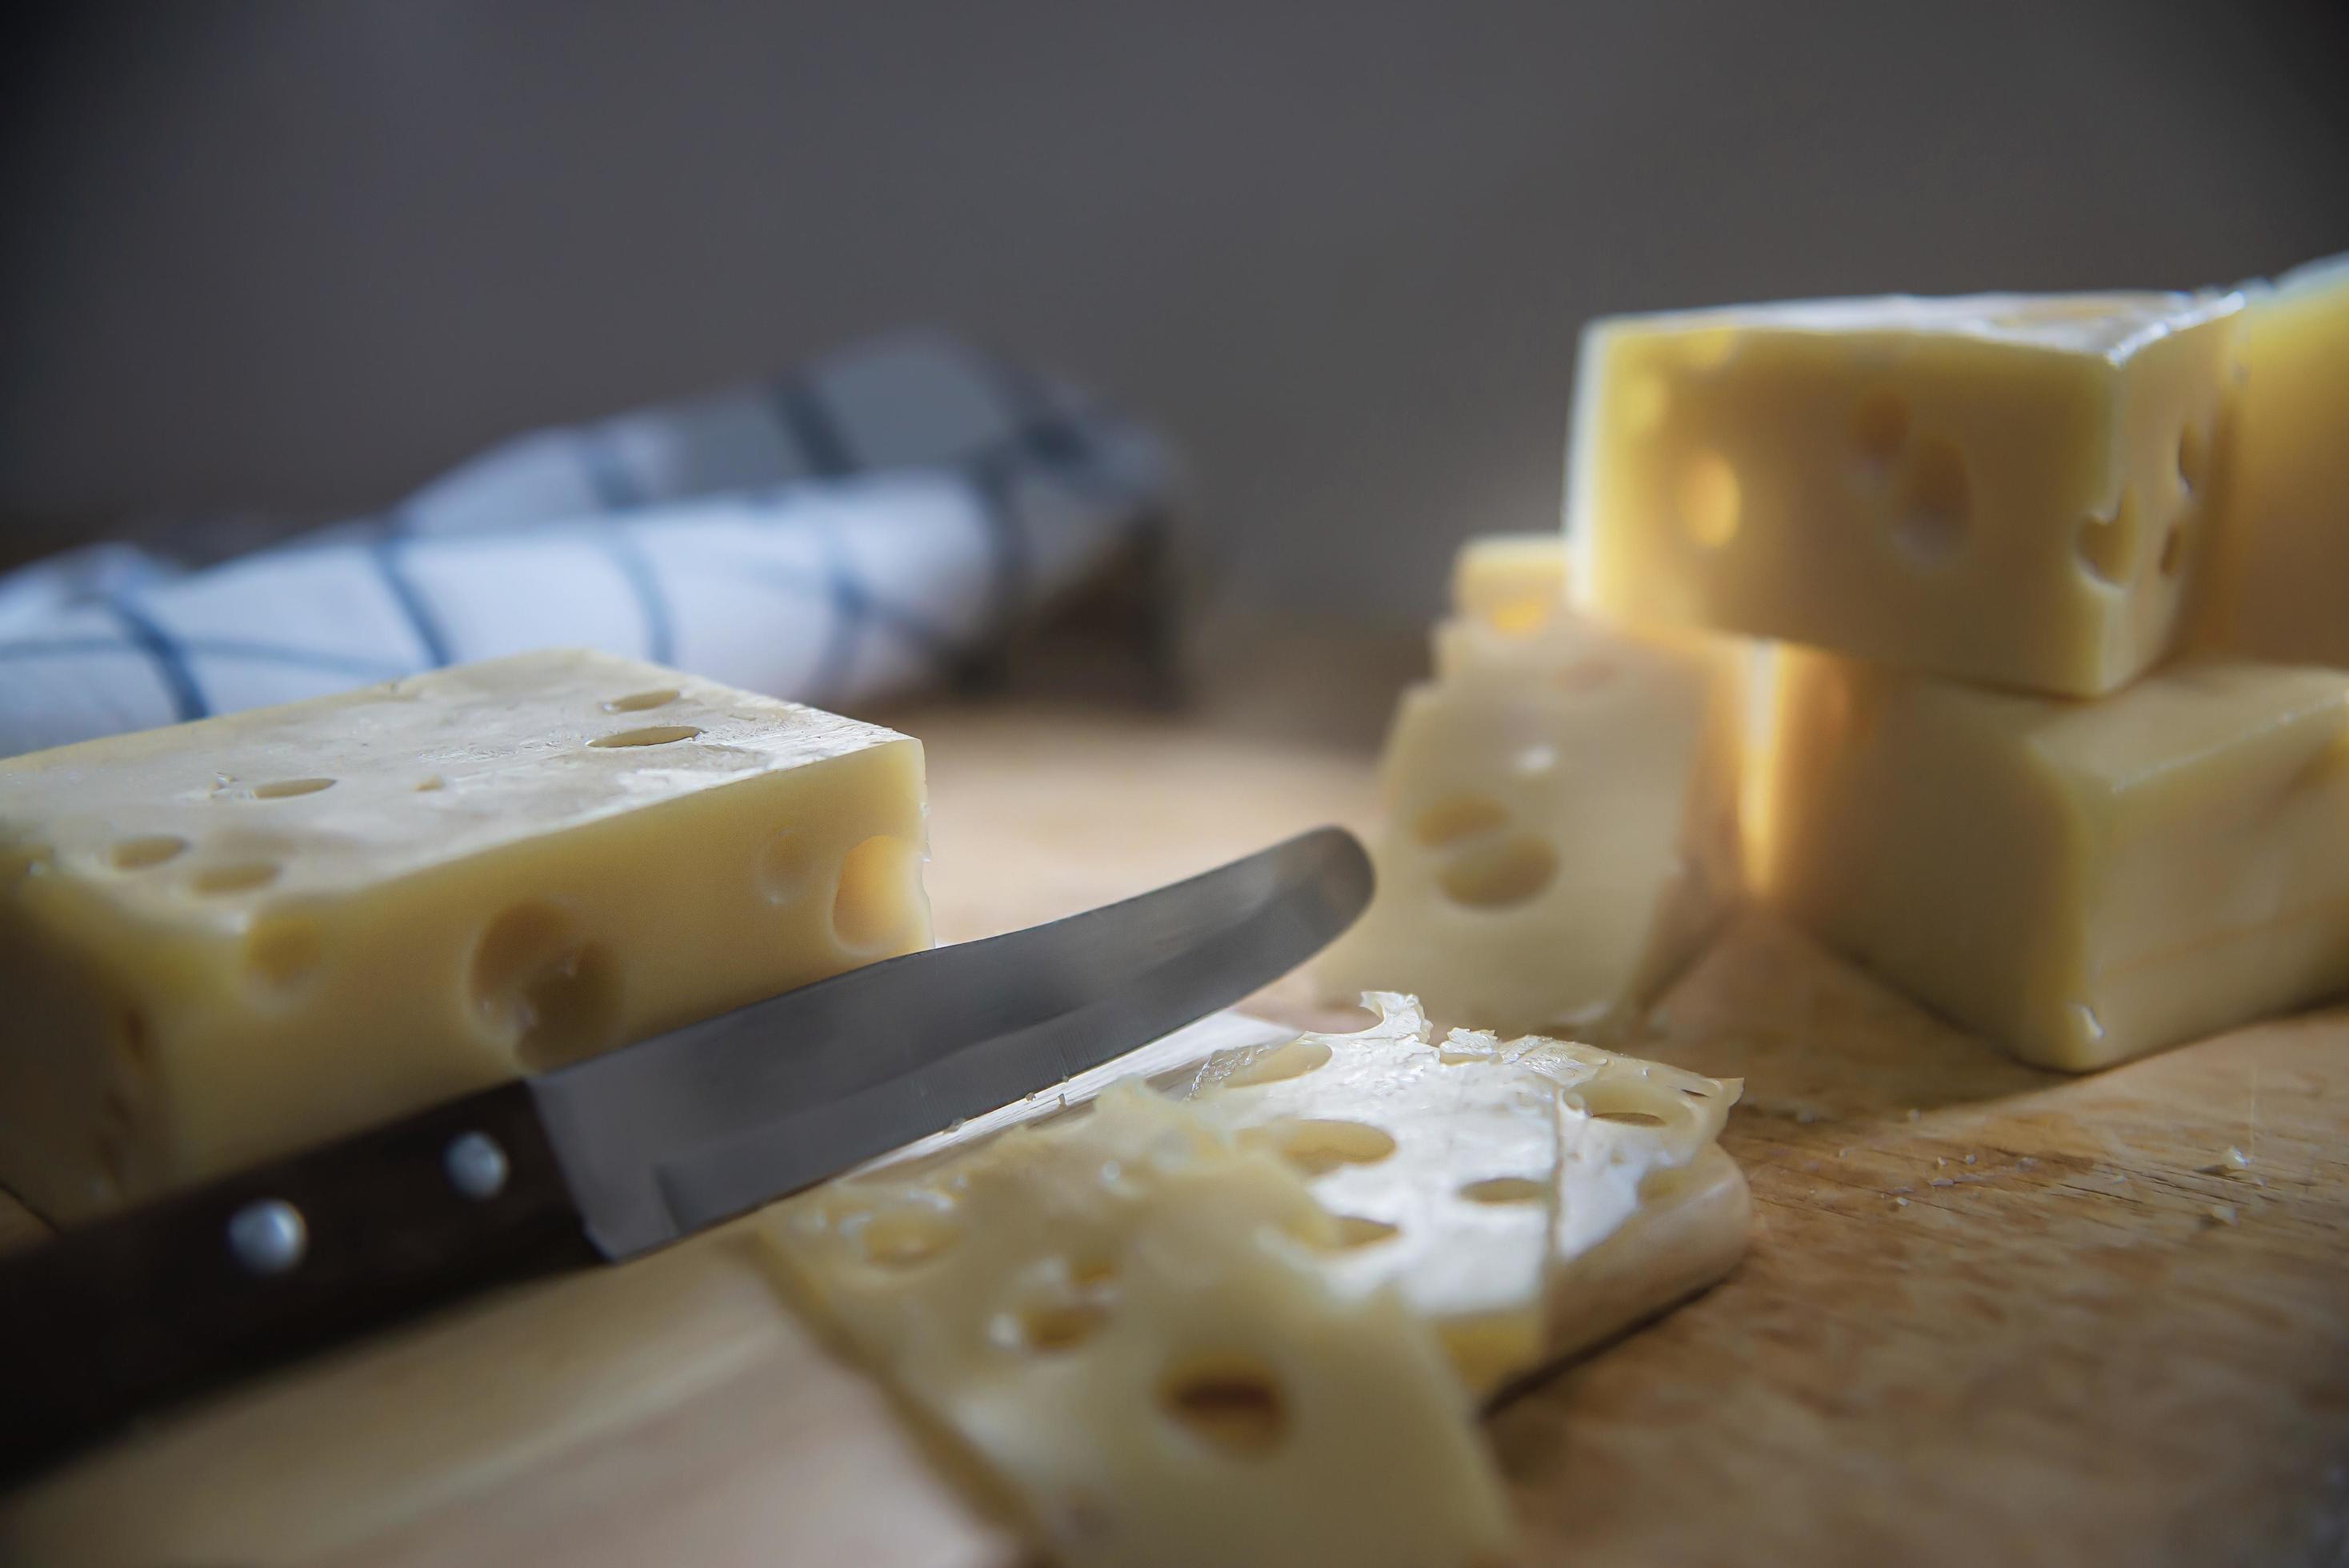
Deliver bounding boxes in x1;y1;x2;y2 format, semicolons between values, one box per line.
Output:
0;648;930;1222
1571;290;2242;696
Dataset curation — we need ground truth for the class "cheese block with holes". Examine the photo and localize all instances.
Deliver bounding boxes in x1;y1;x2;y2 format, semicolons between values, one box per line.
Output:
1450;533;1572;638
1569;290;2243;697
1316;617;1743;1039
2194;253;2349;667
762;1081;1515;1568
1179;994;1747;1395
1761;646;2349;1070
0;648;930;1222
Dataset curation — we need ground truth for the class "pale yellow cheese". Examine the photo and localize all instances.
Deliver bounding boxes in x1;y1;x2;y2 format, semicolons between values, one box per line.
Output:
764;1082;1515;1568
0;648;931;1222
1761;647;2349;1070
2195;253;2349;667
1317;614;1743;1039
1570;290;2243;697
1450;533;1572;637
1180;994;1746;1395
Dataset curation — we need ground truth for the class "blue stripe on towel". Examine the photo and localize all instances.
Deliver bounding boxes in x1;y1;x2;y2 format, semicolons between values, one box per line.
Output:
106;594;207;722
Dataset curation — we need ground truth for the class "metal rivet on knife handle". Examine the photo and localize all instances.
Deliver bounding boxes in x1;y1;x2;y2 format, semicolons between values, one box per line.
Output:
443;1131;510;1200
226;1198;306;1276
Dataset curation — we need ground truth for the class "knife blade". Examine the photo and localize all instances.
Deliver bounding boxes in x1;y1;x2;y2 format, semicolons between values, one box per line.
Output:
0;826;1372;1478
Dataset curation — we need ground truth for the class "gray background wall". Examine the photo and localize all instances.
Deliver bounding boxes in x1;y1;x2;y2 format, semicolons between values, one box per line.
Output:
5;0;2347;618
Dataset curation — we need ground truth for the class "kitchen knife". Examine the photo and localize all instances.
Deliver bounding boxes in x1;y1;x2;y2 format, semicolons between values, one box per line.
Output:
0;826;1372;1478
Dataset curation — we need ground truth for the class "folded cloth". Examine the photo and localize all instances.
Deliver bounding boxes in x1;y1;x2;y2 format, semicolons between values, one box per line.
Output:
0;332;1177;758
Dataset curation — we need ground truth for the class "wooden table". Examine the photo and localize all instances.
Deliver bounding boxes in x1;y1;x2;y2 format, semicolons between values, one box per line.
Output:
6;638;2347;1566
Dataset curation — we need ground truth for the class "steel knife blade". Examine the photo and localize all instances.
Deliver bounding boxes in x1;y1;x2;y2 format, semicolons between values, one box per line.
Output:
0;826;1372;1477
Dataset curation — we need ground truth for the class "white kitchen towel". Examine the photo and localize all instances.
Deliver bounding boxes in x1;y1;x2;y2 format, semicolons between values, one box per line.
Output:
0;332;1178;758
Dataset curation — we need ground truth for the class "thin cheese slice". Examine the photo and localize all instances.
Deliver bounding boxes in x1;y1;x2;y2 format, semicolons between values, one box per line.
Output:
763;1082;1515;1568
0;649;930;1221
1183;995;1745;1395
1317;611;1743;1040
1570;290;2243;696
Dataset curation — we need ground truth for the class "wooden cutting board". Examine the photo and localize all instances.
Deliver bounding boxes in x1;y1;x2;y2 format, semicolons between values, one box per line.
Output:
6;683;2348;1566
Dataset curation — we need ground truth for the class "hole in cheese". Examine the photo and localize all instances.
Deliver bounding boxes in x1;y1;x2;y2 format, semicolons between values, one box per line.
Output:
1437;834;1559;909
190;861;281;895
246;917;325;991
470;902;625;1071
2177;422;2209;494
1247;1118;1398;1177
251;777;335;799
1457;1175;1546;1205
1413;794;1509;848
110;835;188;870
1679;452;1742;549
1891;435;1969;567
1591;1110;1668;1126
856;1200;960;1267
834;835;921;953
602;687;681;714
1158;1354;1289;1456
588;724;702;749
1220;1038;1334;1089
1851;387;1910;474
1011;1300;1112;1354
1328;1214;1401;1248
2159;522;2186;578
2075;497;2138;586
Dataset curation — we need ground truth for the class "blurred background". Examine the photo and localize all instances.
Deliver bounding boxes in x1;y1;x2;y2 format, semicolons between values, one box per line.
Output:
4;0;2347;622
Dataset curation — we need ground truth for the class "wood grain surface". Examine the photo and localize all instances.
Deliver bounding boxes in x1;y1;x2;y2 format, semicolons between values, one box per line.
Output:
6;657;2347;1566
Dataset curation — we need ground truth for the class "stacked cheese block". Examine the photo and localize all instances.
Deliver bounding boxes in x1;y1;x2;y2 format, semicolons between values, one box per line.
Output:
1327;260;2349;1071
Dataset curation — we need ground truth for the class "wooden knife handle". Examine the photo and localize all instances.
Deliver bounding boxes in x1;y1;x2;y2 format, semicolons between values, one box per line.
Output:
0;1078;599;1482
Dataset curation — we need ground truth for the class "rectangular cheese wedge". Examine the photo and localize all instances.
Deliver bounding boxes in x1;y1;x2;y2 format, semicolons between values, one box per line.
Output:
0;648;930;1222
1762;647;2349;1070
1318;613;1743;1040
1570;290;2243;696
2195;253;2349;667
1180;994;1747;1396
764;1080;1515;1568
1450;532;1572;637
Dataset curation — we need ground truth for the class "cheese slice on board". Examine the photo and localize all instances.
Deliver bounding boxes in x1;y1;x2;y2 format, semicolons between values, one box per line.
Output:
1180;994;1747;1395
1571;290;2242;696
1317;611;1743;1040
0;648;931;1221
1762;646;2349;1070
2195;252;2349;667
763;1082;1515;1568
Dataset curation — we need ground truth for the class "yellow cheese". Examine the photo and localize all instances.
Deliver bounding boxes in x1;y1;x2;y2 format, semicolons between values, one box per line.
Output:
1571;290;2243;697
0;649;930;1222
1761;647;2349;1070
763;1082;1515;1568
1317;615;1743;1038
1449;533;1572;637
2196;253;2349;666
1181;994;1746;1395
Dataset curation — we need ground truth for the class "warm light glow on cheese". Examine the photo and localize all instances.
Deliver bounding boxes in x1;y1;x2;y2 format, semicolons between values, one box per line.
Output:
0;649;931;1222
1319;606;1743;1040
1571;290;2243;696
1450;533;1572;637
763;1081;1515;1568
1761;647;2349;1070
2195;253;2349;668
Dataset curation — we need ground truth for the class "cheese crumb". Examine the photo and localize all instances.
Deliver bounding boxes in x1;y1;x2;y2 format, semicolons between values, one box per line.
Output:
2209;1203;2239;1225
1894;1197;1910;1208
